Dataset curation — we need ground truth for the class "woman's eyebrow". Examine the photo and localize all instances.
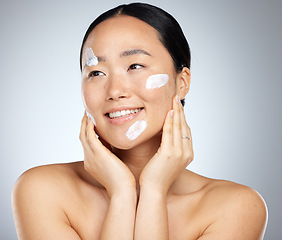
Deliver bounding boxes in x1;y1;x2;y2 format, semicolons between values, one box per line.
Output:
82;49;151;71
82;56;105;70
120;49;152;58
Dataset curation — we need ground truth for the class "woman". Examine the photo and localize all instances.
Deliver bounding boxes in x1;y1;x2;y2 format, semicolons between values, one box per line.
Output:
12;3;267;239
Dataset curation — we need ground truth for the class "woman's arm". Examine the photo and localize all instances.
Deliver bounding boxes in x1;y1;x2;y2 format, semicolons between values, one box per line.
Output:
80;112;137;240
12;112;137;240
134;187;169;239
134;96;267;240
135;95;193;239
99;190;136;240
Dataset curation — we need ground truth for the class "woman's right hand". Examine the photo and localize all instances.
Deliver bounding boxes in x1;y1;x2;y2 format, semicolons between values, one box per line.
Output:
79;112;136;197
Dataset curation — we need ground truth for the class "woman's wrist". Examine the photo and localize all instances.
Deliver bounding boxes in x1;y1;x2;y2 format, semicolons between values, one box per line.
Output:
109;186;137;202
139;184;168;199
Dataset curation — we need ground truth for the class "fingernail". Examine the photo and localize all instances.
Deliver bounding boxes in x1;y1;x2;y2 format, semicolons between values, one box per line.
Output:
86;111;96;126
176;95;181;104
170;110;174;117
86;111;90;123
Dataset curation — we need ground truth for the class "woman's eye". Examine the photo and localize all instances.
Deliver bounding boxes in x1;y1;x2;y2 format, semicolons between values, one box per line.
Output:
88;71;104;78
128;64;144;71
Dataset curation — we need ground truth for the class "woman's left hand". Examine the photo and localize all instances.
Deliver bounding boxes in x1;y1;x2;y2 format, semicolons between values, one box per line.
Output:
139;95;194;194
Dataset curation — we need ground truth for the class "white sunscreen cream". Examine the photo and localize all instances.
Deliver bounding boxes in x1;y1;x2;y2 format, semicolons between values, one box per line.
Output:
86;111;96;126
126;120;147;141
146;74;169;89
85;47;98;66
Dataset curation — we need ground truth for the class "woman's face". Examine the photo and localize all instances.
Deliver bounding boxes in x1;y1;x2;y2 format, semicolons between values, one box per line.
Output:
81;15;183;149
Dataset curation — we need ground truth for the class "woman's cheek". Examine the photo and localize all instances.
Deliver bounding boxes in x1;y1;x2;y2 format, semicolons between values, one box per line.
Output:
81;86;101;111
143;73;173;104
144;73;173;123
145;73;169;89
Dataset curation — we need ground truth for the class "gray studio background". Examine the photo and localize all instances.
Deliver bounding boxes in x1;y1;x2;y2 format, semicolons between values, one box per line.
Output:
1;0;281;239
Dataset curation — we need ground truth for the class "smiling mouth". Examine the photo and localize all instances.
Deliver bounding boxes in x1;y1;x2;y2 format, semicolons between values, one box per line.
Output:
107;108;143;119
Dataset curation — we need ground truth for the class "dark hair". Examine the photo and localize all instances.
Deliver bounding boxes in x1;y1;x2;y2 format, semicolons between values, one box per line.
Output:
80;2;191;106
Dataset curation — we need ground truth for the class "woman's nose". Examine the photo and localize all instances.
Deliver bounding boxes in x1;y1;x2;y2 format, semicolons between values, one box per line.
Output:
106;74;131;101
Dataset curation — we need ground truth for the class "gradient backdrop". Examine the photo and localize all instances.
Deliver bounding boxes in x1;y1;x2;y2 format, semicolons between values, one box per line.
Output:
1;0;281;239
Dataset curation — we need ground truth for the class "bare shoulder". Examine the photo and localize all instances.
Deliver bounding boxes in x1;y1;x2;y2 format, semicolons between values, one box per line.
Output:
12;161;96;214
13;162;80;199
188;172;268;239
207;178;267;219
12;162;87;240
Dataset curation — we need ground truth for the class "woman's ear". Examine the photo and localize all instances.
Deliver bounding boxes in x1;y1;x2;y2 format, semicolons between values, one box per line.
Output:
176;67;191;99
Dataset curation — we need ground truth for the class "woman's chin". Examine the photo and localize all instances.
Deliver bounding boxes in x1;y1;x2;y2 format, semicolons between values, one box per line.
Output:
109;132;162;151
110;139;140;150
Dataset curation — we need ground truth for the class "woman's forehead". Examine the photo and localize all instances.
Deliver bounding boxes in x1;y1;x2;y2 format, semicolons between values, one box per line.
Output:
84;15;160;48
81;15;174;70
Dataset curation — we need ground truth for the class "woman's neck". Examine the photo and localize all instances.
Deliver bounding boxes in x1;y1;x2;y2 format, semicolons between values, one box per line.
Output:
112;133;162;189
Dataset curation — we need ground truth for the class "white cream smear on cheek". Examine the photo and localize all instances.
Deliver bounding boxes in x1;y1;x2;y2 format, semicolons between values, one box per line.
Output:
86;111;96;126
146;74;169;89
85;47;98;66
126;120;147;141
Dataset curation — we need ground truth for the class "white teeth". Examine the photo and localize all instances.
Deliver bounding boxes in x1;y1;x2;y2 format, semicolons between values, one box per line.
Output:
109;108;142;119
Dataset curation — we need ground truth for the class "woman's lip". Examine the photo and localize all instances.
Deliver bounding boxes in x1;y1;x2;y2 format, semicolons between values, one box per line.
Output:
106;108;143;125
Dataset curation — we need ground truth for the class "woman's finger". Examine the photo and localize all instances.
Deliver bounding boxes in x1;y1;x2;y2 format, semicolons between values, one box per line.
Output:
86;114;100;148
173;95;182;149
161;110;173;148
179;103;191;142
180;109;192;145
179;106;194;164
79;112;94;153
79;111;88;145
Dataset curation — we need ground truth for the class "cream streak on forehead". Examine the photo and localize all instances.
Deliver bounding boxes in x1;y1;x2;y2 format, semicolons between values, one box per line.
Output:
146;74;169;89
126;120;147;141
85;47;98;66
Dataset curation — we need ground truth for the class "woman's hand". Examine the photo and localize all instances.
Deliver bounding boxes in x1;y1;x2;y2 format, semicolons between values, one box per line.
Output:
139;95;194;194
79;112;136;197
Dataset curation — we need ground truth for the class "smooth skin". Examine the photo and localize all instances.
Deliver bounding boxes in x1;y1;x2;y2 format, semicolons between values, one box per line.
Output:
12;15;267;239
